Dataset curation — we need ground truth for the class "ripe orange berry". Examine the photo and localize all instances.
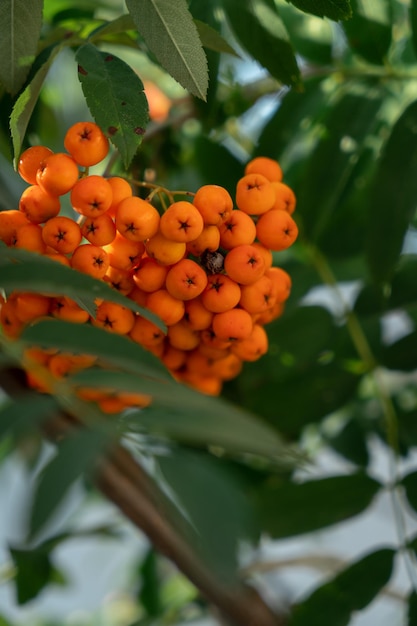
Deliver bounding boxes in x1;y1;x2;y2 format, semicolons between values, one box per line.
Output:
193;184;233;225
161;344;187;371
129;315;165;348
0;299;24;338
266;266;292;303
42;216;82;254
64;121;109;167
115;196;160;242
133;257;169;292
201;274;241;313
212;308;253;341
167;320;200;351
231;323;269;361
183;297;213;331
128;286;148;308
106;177;133;217
165;258;208;301
235;173;275;215
223;244;265;285
18;145;54;184
104;266;135;296
244;156;283;182
159;201;204;243
14;293;51;323
71;244;109;279
238;274;276;314
200;327;232;351
19;185;61;224
92;301;135;335
186;224;220;256
103;232;145;271
36;153;79;196
81;212;116;246
218;209;256;249
145;289;185;326
0;210;30;245
51;297;90;323
145;231;186;266
271;182;296;214
13;223;46;253
70;175;113;218
256;209;298;251
251;242;273;270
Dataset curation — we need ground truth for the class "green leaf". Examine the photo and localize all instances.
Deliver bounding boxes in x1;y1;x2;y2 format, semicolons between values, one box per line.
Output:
286;0;352;21
411;1;417;58
71;369;299;463
29;427;111;538
342;0;392;65
408;590;417;625
254;472;381;538
125;0;208;100
222;0;301;88
0;244;165;329
289;548;395;626
366;100;417;285
194;19;240;58
75;43;149;168
21;319;170;382
157;449;253;582
10;46;61;168
138;549;163;618
402;471;417;515
9;544;66;604
0;394;59;442
324;418;370;467
0;0;43;94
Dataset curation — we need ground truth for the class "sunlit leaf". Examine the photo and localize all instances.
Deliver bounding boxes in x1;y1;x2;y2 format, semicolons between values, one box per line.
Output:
194;19;240;58
289;548;395;626
0;0;43;94
76;43;149;168
126;0;208;100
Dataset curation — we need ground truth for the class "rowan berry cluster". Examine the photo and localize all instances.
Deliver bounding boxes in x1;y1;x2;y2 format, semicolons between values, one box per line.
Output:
0;121;298;413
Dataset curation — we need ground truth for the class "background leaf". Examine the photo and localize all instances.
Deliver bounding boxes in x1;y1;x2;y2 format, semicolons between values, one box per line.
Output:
126;0;208;100
75;43;149;168
342;0;392;65
286;0;352;21
0;0;43;94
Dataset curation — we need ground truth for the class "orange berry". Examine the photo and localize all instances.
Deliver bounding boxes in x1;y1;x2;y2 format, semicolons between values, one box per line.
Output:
0;210;30;245
231;323;269;361
70;175;113;218
18;146;54;184
14;293;51;323
224;244;265;285
117;391;152;408
128;286;148;308
71;244;109;279
98;396;128;414
144;80;172;122
165;258;208;301
133;257;169;292
145;231;186;266
218;209;256;249
104;266;135;295
256;209;298;251
51;297;90;323
159;201;204;243
183;297;213;331
45;252;71;266
235;173;275;215
239;274;276;314
81;212;117;246
145;289;185;326
251;242;273;270
244;156;283;182
266;266;292;303
92;301;135;335
64;121;109;167
115;196;160;242
42;216;82;254
271;182;296;214
103;232;145;271
193;184;233;225
212;308;253;341
167;319;200;351
179;370;222;396
36;153;79;196
186;224;221;256
106;177;133;217
161;344;187;371
0;299;24;338
19;184;60;224
13;223;46;253
200;327;232;351
256;300;285;325
201;274;241;313
129;315;165;347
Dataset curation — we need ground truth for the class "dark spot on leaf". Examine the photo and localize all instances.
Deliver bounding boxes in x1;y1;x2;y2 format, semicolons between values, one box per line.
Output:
108;126;118;136
121;101;127;106
105;55;114;62
134;127;145;136
78;65;88;76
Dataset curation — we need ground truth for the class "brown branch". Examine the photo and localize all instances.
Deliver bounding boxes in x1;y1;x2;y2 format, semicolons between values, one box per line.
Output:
1;367;288;626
